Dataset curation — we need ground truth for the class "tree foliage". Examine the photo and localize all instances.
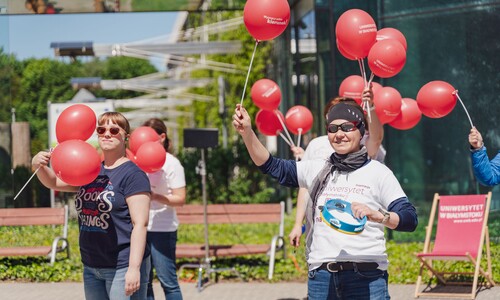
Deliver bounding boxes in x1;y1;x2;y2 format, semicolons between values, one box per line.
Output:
1;11;283;207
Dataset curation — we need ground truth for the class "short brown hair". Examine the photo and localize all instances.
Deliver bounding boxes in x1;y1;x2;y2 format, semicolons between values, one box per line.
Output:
98;112;130;134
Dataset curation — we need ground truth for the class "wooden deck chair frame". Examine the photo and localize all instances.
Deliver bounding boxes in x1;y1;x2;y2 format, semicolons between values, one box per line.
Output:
414;192;495;299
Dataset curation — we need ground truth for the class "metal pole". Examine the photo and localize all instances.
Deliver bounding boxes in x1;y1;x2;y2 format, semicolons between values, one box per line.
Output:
200;149;210;263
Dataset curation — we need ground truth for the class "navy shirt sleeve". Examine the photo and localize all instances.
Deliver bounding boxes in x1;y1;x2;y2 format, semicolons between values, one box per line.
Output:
258;155;299;188
388;197;418;232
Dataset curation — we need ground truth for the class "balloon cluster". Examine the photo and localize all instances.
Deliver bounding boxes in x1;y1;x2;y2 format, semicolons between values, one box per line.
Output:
336;9;459;130
250;78;313;147
52;104;101;186
128;127;166;173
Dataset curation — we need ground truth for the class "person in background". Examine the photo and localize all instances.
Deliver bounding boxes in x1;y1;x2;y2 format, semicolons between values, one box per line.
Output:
469;126;500;186
233;101;417;299
289;86;386;249
32;112;151;300
142;118;186;300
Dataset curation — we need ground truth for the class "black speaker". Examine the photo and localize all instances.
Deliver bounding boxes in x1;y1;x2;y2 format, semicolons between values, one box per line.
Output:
183;128;219;148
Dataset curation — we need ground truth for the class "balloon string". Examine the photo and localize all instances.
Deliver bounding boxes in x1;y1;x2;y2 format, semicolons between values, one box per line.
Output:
365;72;375;124
367;72;374;87
239;40;259;106
275;111;295;147
279;132;292;147
297;128;302;148
357;58;367;85
454;90;474;128
14;167;40;201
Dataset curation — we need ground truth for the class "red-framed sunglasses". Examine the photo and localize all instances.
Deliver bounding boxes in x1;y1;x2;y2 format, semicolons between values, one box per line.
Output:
96;126;122;136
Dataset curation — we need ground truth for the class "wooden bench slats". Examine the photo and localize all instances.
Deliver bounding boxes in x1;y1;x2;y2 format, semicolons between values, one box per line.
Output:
176;204;282;215
0;246;52;257
176;202;285;279
0;206;70;264
178;214;281;224
176;244;270;258
0;207;66;226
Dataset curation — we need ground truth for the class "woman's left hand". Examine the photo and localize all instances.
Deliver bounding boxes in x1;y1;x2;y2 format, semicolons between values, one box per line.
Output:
124;267;141;296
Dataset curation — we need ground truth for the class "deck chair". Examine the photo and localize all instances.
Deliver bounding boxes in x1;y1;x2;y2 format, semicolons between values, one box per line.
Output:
415;192;495;299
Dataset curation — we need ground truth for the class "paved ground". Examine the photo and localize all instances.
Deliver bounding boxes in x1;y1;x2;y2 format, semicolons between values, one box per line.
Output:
0;281;498;300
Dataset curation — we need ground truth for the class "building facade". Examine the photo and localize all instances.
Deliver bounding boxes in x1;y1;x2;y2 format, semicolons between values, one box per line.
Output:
272;0;500;209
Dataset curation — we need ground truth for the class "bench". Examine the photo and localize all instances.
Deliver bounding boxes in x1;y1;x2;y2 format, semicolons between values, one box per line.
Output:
0;205;70;265
175;201;286;280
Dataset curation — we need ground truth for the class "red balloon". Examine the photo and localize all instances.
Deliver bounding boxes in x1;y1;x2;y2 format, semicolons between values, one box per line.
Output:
250;79;282;110
51;140;101;186
285;105;314;135
339;75;365;104
374;87;402;124
126;148;137;164
129;126;160;154
376;27;407;50
243;0;290;41
56;104;96;143
255;110;284;136
389;98;422;130
416;81;457;118
368;39;406;78
371;82;383;95
335;9;377;59
337;39;357;61
135;142;166;173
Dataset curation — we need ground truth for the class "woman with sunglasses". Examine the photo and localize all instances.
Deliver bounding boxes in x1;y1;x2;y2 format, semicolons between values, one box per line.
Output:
141;118;186;300
289;87;386;251
32;112;151;300
233;102;417;300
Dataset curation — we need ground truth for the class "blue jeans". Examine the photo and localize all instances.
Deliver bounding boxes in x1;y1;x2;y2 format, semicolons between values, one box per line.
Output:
147;231;183;300
83;256;151;300
307;267;390;300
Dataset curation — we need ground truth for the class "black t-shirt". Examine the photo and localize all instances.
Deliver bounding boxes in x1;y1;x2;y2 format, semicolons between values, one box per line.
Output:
76;161;151;268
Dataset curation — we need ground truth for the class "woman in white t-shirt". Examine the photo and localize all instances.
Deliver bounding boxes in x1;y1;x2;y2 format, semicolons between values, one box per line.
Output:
233;102;417;300
142;118;186;300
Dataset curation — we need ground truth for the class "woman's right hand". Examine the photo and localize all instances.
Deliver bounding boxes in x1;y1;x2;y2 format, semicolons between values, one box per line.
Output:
31;151;51;170
232;104;252;135
289;224;303;247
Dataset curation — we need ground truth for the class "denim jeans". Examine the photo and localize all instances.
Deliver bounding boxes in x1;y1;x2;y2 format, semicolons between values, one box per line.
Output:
307;267;390;300
83;256;150;300
147;231;183;300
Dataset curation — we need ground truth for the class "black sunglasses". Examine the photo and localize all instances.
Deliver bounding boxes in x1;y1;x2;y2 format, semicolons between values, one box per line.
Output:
96;126;121;136
326;121;359;134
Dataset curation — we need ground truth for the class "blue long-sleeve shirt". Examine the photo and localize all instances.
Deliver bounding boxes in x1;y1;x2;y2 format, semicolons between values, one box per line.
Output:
471;146;500;186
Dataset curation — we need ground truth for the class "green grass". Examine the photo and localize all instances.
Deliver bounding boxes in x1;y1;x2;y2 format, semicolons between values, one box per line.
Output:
1;210;499;284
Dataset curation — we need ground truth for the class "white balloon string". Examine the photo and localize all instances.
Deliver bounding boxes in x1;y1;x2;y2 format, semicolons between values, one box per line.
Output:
367;72;375;87
239;40;259;106
14;167;40;201
279;132;292;147
454;90;474;129
357;58;367;86
297;128;302;148
275;110;295;147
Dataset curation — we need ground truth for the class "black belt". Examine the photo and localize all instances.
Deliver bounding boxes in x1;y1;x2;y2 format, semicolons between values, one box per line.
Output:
318;262;379;272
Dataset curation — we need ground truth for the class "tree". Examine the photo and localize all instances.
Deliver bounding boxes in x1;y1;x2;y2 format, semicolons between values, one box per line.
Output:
0;49;23;122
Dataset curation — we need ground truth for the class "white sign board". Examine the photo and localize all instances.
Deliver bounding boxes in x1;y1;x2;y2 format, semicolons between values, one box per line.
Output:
48;101;115;148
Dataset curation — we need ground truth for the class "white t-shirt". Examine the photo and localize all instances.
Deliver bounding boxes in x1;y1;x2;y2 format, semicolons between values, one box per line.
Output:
303;134;386;163
147;152;186;232
296;159;406;270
